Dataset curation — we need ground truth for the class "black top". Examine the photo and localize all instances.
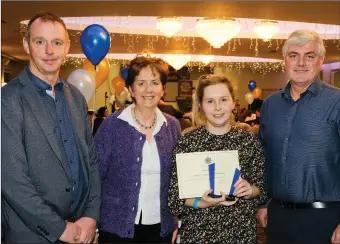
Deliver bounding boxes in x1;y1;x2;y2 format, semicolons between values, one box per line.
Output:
169;126;267;243
93;117;105;136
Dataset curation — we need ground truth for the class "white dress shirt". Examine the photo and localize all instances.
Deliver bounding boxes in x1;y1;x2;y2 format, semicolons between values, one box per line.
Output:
118;104;167;225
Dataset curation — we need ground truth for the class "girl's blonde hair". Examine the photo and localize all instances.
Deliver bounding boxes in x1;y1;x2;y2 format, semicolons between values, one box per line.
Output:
192;75;236;127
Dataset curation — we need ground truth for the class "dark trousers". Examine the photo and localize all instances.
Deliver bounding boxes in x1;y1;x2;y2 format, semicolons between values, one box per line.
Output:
98;213;172;243
98;226;172;243
267;199;340;244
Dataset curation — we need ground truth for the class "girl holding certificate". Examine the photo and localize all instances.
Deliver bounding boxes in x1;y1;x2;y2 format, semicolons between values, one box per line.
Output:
95;56;181;243
168;75;267;243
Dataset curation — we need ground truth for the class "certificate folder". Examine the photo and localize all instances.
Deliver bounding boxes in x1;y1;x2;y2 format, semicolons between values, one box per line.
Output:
176;150;240;199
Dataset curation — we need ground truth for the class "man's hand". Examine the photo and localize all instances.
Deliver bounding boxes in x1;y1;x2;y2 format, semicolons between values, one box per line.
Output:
59;222;82;243
75;217;97;243
331;224;340;243
256;208;268;228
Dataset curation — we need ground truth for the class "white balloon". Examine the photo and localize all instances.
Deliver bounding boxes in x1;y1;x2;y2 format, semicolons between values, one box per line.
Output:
67;69;95;103
245;92;254;105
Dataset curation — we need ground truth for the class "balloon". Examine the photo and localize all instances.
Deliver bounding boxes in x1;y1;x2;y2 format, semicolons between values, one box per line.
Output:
245;92;254;105
248;80;257;91
67;69;95;103
83;58;110;88
111;76;125;95
80;24;111;66
253;87;263;99
121;67;129;81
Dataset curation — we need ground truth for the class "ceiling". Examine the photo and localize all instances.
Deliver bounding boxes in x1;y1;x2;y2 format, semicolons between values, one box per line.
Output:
2;1;340;63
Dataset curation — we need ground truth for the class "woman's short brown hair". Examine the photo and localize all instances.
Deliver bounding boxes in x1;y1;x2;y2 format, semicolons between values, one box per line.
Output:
125;56;169;88
192;75;236;127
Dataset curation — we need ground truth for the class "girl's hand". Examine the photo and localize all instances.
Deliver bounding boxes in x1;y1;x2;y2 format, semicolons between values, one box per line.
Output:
198;189;228;208
233;177;255;199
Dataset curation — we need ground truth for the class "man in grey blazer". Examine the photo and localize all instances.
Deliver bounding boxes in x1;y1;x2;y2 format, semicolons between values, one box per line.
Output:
1;12;101;243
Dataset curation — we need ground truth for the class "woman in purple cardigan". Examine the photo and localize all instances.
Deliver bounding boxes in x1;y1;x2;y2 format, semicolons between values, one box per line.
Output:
94;56;181;243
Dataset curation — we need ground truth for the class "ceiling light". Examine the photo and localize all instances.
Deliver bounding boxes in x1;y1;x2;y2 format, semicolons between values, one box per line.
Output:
156;17;183;37
198;55;214;65
196;18;241;48
163;54;191;70
254;20;279;41
68;53;283;63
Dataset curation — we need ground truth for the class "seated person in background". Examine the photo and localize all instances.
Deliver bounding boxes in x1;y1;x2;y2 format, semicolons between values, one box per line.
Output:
158;97;183;119
87;110;95;123
158;98;191;131
234;122;252;132
238;109;252;123
92;106;108;136
254;108;260;125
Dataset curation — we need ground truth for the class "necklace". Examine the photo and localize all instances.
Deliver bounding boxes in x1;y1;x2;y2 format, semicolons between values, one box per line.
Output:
134;110;157;130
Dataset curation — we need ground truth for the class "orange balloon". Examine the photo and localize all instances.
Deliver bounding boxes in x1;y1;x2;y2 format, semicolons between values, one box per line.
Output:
111;76;125;95
83;58;110;88
253;87;262;99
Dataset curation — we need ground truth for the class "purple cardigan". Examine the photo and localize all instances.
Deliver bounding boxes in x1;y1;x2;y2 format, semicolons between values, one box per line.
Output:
94;110;181;238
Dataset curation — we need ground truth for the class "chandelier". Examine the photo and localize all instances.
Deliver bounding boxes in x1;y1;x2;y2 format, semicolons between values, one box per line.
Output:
156;17;183;37
163;54;191;70
196;18;241;48
253;20;279;41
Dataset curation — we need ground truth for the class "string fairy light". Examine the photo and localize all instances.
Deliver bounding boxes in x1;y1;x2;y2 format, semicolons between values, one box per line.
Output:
18;17;339;74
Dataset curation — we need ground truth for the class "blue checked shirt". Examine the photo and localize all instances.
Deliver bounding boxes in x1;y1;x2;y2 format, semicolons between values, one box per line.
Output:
27;67;87;216
259;78;340;203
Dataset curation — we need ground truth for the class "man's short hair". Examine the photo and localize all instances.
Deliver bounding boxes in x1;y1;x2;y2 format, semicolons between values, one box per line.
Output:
282;30;325;58
25;12;69;41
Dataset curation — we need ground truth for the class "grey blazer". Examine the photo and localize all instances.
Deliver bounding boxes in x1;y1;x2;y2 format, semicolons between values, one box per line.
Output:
1;70;101;243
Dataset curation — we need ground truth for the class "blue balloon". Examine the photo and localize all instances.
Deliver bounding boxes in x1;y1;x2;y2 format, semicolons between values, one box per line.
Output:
248;80;257;91
121;67;129;81
80;24;111;66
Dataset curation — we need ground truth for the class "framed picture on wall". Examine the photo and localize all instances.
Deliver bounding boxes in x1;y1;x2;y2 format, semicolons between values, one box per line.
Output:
331;69;340;88
178;80;192;97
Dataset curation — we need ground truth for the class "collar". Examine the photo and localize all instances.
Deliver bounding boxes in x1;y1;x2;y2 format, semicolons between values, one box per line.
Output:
281;77;323;99
25;66;63;93
118;104;167;134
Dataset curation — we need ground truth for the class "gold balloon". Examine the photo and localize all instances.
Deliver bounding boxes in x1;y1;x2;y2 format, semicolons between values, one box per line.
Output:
83;58;110;88
111;76;125;95
253;87;262;99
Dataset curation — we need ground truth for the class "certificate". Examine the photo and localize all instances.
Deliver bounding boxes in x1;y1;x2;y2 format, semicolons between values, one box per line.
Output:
176;150;240;199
